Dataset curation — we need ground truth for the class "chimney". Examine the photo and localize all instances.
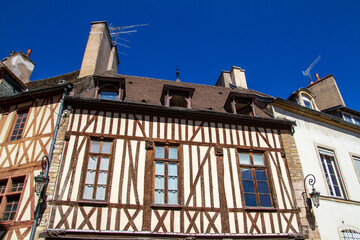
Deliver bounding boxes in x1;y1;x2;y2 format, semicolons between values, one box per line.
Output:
307;74;346;110
79;21;119;78
2;50;35;84
216;66;247;89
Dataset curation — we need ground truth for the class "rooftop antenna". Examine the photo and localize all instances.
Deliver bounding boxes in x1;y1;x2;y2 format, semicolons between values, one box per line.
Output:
302;55;321;81
108;23;148;55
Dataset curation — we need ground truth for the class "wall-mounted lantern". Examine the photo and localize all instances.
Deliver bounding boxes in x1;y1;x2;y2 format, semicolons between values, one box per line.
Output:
302;174;320;211
34;156;49;197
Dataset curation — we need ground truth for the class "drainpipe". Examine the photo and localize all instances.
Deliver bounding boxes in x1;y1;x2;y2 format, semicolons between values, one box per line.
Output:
29;85;71;240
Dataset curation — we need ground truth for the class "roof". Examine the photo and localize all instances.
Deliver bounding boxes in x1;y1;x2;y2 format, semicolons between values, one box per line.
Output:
26;70;80;90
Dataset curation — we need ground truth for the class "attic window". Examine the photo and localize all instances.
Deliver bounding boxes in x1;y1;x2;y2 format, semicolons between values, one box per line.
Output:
302;95;314;109
95;78;125;101
161;85;195;109
234;98;253;115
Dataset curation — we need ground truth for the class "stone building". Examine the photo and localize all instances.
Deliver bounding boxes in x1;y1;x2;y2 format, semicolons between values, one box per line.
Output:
273;74;360;239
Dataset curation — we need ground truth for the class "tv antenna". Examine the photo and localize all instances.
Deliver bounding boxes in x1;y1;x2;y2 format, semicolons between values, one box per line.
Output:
108;23;148;55
302;55;321;81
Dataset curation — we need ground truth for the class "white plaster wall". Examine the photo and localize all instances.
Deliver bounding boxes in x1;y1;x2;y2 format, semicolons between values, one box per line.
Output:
274;106;360;239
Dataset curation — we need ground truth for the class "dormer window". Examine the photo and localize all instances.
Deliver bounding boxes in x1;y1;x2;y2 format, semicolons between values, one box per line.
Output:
94;77;125;101
161;85;195;109
302;95;314;109
342;113;360;126
224;93;254;116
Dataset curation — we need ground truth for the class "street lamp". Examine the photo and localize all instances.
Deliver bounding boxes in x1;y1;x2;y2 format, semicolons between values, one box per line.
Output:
302;174;320;211
34;156;49;197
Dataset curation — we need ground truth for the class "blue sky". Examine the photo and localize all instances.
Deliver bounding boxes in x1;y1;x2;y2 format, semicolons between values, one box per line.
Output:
1;1;360;110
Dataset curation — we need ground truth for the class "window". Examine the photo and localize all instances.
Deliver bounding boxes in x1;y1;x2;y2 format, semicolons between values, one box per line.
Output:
341;229;360;240
161;85;194;109
318;148;345;198
0;177;24;221
154;145;179;205
95;77;125;101
9;110;28;141
238;152;272;207
353;156;360;179
233;98;253;115
302;96;314;109
342;113;360;126
82;139;112;201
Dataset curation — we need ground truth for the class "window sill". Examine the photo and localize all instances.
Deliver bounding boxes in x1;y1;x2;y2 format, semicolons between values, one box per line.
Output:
77;200;108;207
151;204;183;210
244;207;277;212
320;195;360;206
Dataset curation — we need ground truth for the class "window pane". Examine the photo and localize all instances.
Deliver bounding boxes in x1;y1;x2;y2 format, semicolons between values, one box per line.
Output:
155;176;165;189
257;181;270;193
155;162;165;175
98;171;108;185
168;176;177;190
2;213;9;221
100;157;109;170
90;141;100;153
259;194;272;207
239;153;251;165
96;185;106;200
155;146;165;158
241;168;253;180
85;170;96;184
168;163;177;176
304;99;313;109
253;154;264;165
243;181;255;193
343;113;352;123
88;156;97;169
354;118;360;126
100;91;117;100
154;190;164;204
168;190;178;204
244;193;257;207
83;185;93;199
255;169;267;181
168;147;178;159
101;141;111;154
354;157;360;177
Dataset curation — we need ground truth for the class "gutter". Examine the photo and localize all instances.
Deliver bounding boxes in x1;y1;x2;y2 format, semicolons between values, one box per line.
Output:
273;97;360;134
29;84;72;240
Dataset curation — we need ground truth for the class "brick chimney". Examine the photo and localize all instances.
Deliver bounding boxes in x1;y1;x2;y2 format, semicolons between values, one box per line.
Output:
216;66;247;89
2;49;35;84
79;21;119;78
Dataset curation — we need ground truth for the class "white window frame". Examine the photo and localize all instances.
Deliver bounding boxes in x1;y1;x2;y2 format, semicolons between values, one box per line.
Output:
318;148;346;198
302;95;314;109
352;155;360;182
342;112;360;126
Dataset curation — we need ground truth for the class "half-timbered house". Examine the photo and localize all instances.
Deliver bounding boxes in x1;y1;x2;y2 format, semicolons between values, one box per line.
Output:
25;21;309;240
0;50;72;240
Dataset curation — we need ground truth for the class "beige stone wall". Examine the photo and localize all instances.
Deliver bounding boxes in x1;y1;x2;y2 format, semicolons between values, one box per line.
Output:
281;129;321;240
35;111;69;240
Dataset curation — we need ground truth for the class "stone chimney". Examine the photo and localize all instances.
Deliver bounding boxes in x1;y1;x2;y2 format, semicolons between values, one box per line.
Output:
79;21;119;78
307;74;346;110
216;66;247;89
2;49;35;84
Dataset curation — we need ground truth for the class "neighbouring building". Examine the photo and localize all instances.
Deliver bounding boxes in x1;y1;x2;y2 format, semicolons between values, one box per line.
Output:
273;73;360;239
0;50;71;239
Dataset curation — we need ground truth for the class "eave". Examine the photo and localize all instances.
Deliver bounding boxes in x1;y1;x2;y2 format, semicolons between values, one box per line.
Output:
0;84;72;106
274;98;360;134
64;96;295;130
